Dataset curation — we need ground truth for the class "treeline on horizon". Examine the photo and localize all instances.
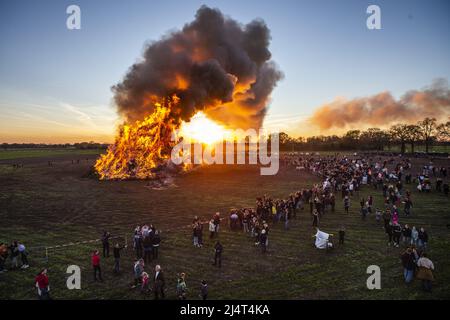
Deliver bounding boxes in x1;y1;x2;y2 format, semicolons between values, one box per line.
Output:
280;117;450;153
1;117;449;154
1;141;109;150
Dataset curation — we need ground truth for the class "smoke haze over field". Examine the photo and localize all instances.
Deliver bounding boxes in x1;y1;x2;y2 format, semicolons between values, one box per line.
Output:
309;79;450;131
113;5;283;130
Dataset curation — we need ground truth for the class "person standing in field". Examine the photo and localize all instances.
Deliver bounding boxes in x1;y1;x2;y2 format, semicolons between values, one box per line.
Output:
418;227;429;250
343;196;350;214
411;226;419;246
0;243;8;273
416;253;434;292
312;210;319;228
382;209;391;231
9;241;19;270
143;233;153;264
92;250;103;281
113;243;125;274
375;208;382;223
18;243;29;269
338;226;345;245
401;247;418;284
176;272;188;300
152;230;161;259
101;231;111;258
132;259;144;288
259;229;268;253
213;212;221;235
386;222;393;246
153;264;165;300
392;222;402;248
35;268;50;300
209;219;216;239
213;241;223;268
133;228;143;259
402;224;412;246
200;280;208;300
141;271;150;293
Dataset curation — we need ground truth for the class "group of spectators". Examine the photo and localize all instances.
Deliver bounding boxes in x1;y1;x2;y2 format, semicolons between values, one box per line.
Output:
0;240;29;273
3;152;448;299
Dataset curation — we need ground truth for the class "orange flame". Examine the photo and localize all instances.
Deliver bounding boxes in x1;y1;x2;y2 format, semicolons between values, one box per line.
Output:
95;99;179;180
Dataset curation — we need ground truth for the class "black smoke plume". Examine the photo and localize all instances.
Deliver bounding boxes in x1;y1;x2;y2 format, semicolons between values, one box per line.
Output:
113;5;283;130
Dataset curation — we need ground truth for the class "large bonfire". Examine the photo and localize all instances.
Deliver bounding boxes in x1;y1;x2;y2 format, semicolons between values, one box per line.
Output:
95;97;181;180
95;6;282;180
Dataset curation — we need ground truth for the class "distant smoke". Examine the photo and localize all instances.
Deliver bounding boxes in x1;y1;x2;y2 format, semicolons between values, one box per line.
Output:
310;79;450;130
113;5;283;129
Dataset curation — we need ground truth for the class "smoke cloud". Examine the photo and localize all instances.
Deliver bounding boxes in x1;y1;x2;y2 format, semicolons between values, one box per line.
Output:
113;5;283;130
309;79;450;130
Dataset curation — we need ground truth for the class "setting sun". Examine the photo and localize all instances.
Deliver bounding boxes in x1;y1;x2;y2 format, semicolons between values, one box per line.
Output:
179;112;233;145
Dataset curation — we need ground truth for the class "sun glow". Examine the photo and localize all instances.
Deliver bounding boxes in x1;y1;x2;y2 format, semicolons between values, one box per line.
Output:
179;112;233;145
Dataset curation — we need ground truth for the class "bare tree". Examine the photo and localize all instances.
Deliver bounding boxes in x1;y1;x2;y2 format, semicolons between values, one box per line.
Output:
405;124;421;153
437;121;450;142
417;118;437;153
389;124;409;154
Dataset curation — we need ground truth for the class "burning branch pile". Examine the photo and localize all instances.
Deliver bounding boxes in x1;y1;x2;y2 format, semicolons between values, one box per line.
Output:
95;98;180;180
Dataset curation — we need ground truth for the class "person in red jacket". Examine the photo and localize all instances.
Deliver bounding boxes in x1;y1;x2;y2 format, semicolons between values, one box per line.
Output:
35;268;50;300
92;250;103;281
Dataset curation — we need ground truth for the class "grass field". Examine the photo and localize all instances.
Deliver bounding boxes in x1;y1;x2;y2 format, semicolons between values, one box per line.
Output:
0;148;104;161
0;150;449;300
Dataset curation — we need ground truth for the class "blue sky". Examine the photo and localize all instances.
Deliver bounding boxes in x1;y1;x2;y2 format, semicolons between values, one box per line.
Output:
1;0;449;142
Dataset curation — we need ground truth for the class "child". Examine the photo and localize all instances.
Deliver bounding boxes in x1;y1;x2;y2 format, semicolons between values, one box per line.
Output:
141;271;149;293
176;273;187;300
375;208;381;223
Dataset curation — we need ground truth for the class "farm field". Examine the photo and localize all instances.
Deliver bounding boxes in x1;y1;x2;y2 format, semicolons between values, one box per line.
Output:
0;150;449;300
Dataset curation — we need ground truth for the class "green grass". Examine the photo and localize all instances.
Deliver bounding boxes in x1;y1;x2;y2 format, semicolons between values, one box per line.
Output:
385;145;450;153
0;148;104;160
0;155;449;300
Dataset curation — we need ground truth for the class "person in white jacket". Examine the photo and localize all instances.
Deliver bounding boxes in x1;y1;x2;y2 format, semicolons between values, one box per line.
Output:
209;219;216;239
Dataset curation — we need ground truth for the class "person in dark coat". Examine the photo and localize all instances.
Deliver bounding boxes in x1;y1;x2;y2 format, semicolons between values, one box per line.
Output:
200;280;208;300
392;223;402;248
385;222;393;246
152;231;161;259
418;227;429;249
312;210;319;228
213;241;223;268
153;265;165;300
143;234;153;263
338;226;346;245
113;243;125;273
401;247;418;284
101;231;111;258
259;230;267;253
